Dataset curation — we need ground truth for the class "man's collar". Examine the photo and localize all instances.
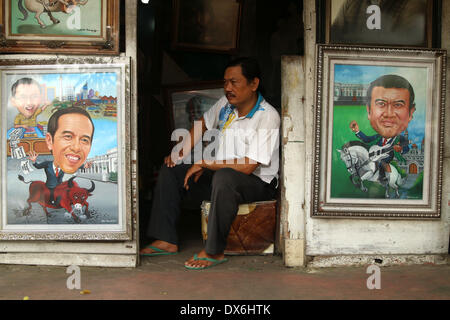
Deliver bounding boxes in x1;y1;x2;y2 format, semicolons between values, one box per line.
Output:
229;92;263;119
246;92;263;118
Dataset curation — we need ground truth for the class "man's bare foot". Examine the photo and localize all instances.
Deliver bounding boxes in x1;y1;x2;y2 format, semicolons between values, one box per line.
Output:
140;240;178;255
184;250;227;269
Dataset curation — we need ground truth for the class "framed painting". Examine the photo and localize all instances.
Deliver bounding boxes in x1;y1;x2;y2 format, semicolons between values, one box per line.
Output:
0;0;120;54
164;81;224;132
171;0;242;53
312;45;446;218
0;55;131;240
325;0;434;47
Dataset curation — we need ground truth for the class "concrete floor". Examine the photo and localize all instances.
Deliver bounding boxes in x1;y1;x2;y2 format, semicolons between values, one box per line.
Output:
1;248;449;300
1;211;449;301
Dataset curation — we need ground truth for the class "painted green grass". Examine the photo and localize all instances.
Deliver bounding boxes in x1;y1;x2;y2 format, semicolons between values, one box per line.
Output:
408;172;424;196
330;105;384;198
330;105;423;199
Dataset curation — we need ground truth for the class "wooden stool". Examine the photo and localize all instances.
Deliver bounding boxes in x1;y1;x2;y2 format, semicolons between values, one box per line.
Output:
201;200;277;255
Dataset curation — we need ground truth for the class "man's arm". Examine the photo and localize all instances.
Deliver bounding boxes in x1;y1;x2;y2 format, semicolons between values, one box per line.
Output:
350;120;378;143
355;130;380;144
32;160;47;169
28;151;46;169
394;135;410;154
199;158;259;175
165;117;207;167
183;117;207;158
183;158;259;190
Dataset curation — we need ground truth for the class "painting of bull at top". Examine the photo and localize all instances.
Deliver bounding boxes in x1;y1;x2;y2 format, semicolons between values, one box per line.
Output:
0;60;131;240
1;0;119;54
8;0;102;37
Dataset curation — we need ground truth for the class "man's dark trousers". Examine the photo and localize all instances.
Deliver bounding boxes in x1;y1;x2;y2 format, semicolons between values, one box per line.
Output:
146;164;276;255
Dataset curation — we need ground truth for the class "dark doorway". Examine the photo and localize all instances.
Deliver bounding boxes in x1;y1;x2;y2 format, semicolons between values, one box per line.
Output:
137;0;303;249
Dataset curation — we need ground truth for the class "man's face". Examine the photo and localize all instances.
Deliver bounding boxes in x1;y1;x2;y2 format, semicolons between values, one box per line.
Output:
223;66;259;108
11;84;42;119
367;86;415;138
46;113;93;174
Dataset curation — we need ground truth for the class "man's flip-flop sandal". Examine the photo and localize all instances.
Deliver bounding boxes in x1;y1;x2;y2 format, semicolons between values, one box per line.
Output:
184;254;228;270
140;245;178;257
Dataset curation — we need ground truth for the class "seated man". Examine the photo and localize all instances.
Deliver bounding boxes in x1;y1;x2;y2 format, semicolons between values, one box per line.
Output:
141;57;280;270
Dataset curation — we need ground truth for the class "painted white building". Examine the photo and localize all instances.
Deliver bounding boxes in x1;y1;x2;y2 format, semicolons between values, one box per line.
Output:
334;82;369;105
80;147;118;182
64;85;75;101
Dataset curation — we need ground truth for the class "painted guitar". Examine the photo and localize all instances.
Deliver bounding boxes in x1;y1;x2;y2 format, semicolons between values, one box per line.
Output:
368;143;394;162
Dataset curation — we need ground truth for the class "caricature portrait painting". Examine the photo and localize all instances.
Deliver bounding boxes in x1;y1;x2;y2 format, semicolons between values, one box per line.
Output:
0;59;131;239
331;65;427;200
313;46;445;218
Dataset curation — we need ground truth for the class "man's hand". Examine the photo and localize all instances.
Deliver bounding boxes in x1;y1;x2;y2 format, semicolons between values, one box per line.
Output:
393;144;402;153
164;154;177;168
28;150;38;162
349;120;359;133
183;163;204;190
84;161;93;169
164;148;185;168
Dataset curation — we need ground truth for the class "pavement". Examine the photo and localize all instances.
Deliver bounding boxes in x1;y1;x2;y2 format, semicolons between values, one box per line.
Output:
1;247;449;301
0;211;449;301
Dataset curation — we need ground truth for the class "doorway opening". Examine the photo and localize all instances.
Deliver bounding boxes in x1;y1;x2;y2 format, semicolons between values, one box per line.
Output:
137;0;303;252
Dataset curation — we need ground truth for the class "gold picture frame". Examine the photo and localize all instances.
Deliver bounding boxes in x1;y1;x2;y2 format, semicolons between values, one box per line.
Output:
312;45;446;219
0;0;120;55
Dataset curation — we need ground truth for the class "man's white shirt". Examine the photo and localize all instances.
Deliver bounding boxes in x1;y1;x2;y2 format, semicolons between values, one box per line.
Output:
203;94;280;184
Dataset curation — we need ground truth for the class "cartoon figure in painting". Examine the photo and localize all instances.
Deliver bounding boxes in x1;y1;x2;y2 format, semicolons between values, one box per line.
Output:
18;0;89;29
8;78;49;139
340;74;416;198
28;107;93;206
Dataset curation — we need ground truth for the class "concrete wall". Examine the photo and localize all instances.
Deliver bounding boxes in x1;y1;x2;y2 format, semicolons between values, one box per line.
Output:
280;0;449;266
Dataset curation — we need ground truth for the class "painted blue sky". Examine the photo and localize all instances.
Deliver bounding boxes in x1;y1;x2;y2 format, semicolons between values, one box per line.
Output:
89;118;117;158
5;72;119;159
334;64;428;146
38;73;119;158
40;72;118;97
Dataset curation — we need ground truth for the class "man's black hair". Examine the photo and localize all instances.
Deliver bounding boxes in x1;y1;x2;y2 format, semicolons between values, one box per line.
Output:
11;78;42;97
47;107;95;141
366;74;415;110
225;57;261;83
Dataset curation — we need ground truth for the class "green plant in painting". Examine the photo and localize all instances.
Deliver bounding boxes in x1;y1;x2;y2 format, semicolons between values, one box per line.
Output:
109;171;118;182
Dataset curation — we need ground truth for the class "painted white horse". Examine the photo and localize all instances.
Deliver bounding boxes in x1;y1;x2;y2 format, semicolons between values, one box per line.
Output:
337;141;404;198
18;0;89;28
